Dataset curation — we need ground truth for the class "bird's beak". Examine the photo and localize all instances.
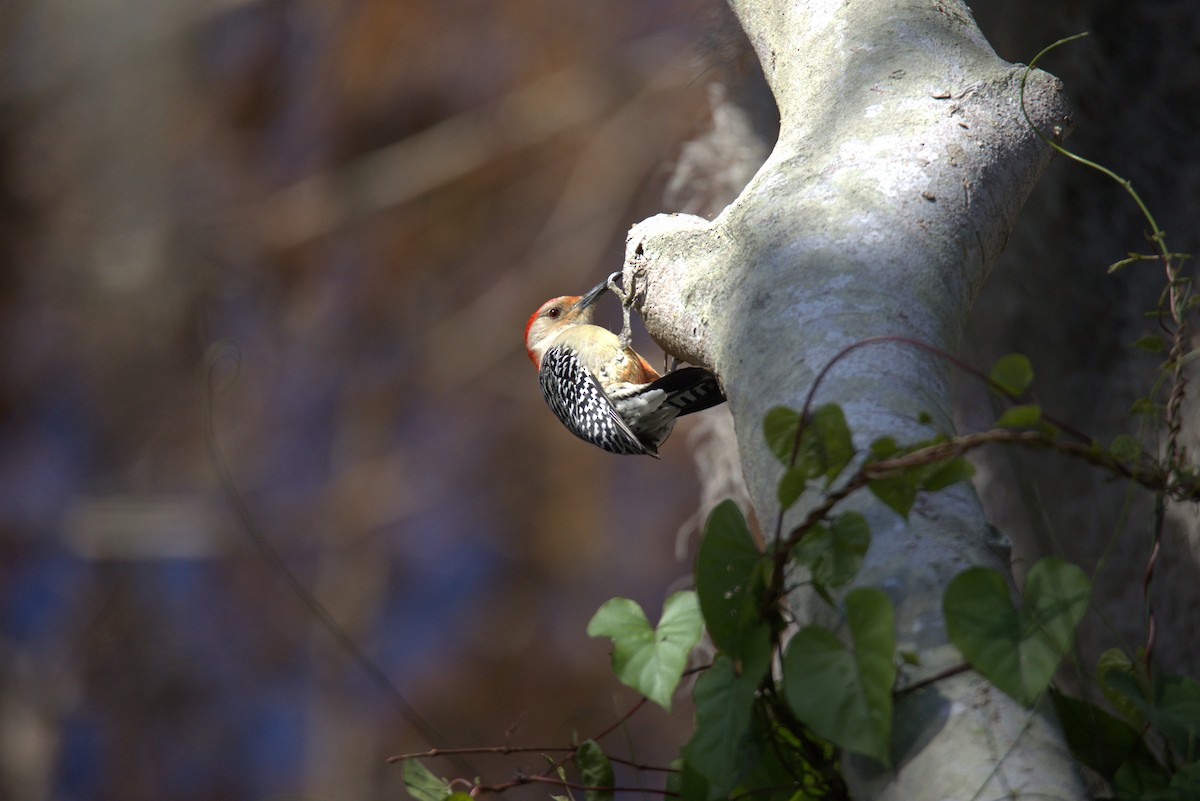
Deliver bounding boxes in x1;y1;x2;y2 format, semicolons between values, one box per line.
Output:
572;272;618;312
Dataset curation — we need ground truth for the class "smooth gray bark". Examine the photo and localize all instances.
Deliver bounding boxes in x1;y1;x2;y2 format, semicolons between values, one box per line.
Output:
624;1;1085;798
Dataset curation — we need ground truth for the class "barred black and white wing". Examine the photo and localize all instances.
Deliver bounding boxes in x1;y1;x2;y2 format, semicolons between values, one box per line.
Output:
538;345;654;456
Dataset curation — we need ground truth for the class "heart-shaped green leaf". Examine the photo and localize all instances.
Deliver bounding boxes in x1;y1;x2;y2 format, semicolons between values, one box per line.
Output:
791;512;871;590
587;591;703;711
783;588;896;765
944;558;1090;706
867;473;918;519
808;404;855;483
989;353;1034;396
765;404;854;484
682;651;768;798
1109;434;1141;462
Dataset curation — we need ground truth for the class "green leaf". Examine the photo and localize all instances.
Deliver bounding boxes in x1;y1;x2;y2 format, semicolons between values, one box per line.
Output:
587;591;703;711
575;740;614;801
777;466;808;511
764;404;855;483
995;404;1042;429
918;457;976;492
664;758;684;800
867;439;972;517
402;759;451;801
735;713;832;801
1149;675;1200;762
772;404;856;509
1049;689;1147;783
1132;334;1167;353
990;353;1034;396
867;473;918;519
1112;757;1173;800
1110;434;1141;462
1107;670;1200;763
695;501;771;661
682;652;767;799
1170;761;1200;799
1097;648;1146;726
783;588;896;765
1039;420;1061;439
792;512;871;590
809;404;855;483
676;759;710;801
1109;754;1200;801
764;406;801;464
1129;397;1158;418
943;558;1090;706
870;436;900;459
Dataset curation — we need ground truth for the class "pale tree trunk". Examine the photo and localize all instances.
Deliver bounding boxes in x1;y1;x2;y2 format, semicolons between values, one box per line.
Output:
625;1;1085;798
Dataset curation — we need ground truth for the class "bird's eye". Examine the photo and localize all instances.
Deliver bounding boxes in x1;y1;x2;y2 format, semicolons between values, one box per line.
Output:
546;307;561;319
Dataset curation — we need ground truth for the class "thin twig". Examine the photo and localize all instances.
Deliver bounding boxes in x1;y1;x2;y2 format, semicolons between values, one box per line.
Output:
473;774;679;797
388;745;678;773
894;662;972;696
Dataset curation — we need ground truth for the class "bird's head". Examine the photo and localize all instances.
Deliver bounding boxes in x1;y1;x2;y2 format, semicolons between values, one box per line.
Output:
523;276;611;367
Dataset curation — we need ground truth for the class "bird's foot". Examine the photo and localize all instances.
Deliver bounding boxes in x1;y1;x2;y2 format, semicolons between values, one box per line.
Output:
607;270;635;349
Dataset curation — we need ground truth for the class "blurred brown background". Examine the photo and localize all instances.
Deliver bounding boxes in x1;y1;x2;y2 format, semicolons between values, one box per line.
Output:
3;1;1199;800
0;1;727;799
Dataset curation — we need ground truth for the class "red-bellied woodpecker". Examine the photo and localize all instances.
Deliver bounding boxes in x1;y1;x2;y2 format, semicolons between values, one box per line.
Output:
524;274;725;456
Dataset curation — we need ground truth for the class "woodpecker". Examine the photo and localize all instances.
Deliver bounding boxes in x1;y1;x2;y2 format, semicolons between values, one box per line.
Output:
524;274;725;456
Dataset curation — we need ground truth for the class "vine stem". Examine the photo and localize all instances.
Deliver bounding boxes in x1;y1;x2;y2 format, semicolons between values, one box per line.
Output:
1022;32;1196;673
797;335;1091;445
768;334;1096;595
770;426;1192;596
1155;245;1190;672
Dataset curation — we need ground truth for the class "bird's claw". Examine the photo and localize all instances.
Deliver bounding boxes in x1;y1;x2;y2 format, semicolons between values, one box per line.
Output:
607;271;636;348
606;270;626;301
